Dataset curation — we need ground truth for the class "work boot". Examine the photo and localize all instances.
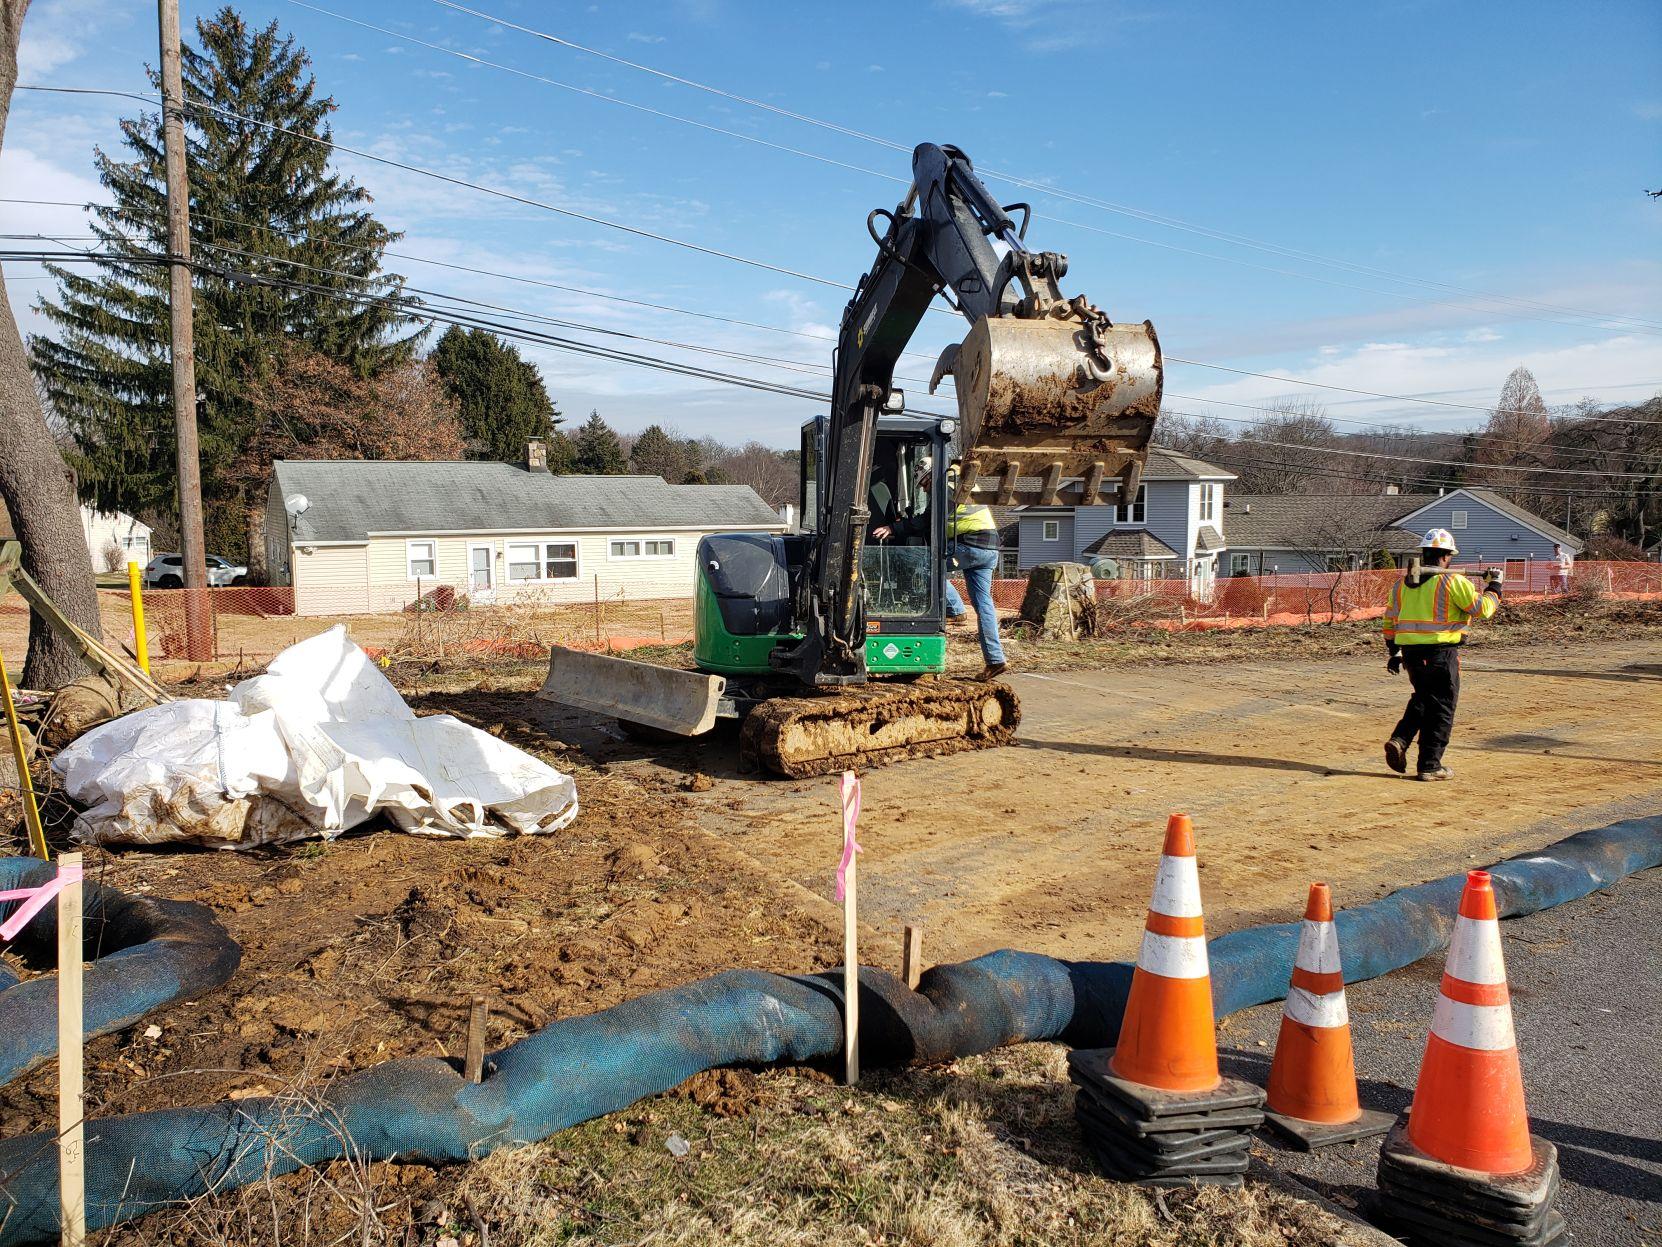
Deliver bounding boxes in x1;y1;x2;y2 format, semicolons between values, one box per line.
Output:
945;612;974;633
1384;738;1408;774
977;661;1008;681
1416;766;1453;782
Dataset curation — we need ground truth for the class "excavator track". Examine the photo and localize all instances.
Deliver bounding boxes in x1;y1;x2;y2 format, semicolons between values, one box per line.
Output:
739;679;1020;778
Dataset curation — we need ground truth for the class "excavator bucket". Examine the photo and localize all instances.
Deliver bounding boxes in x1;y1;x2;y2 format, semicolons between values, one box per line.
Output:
538;645;726;736
948;314;1162;509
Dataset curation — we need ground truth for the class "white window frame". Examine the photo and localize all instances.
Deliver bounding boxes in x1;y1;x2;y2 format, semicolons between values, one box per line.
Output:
1451;510;1468;529
1042;520;1061;542
506;539;582;582
1119;483;1148;525
1198;483;1216;522
1230;552;1252;575
608;537;678;560
405;539;437;579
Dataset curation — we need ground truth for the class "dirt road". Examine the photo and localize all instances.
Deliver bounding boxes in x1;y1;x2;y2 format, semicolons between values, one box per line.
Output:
615;639;1662;965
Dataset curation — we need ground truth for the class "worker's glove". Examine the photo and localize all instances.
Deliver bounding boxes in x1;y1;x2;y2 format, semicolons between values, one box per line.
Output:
1386;653;1403;676
1483;567;1504;589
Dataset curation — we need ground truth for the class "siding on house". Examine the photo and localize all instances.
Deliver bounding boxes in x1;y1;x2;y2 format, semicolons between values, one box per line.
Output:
293;544;371;615
265;488;291;585
1017;512;1074;570
1401;494;1571;565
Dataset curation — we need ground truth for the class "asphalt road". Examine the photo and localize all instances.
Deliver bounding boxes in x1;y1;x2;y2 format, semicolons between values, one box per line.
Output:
1222;863;1662;1247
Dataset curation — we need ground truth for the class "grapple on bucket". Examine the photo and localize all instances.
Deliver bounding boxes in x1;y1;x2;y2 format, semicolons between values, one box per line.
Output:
946;310;1162;509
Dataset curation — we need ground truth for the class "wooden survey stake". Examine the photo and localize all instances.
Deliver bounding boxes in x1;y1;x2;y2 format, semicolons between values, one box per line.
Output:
58;852;86;1247
903;925;924;991
837;772;862;1085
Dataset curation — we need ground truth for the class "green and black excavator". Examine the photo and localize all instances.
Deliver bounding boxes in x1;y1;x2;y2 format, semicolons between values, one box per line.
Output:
540;142;1163;776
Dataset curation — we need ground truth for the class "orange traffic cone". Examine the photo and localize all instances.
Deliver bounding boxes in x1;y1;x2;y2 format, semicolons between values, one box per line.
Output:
1263;883;1393;1148
1406;870;1534;1174
1110;813;1220;1092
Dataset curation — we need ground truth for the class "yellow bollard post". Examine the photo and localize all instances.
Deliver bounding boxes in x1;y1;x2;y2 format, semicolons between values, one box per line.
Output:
0;647;50;860
126;561;151;676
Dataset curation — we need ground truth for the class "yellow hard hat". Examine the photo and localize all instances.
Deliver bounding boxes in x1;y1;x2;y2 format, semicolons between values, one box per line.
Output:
1421;527;1458;555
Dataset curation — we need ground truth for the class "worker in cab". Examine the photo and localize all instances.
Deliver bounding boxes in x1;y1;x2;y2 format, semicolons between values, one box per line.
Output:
1380;528;1503;781
872;460;1007;679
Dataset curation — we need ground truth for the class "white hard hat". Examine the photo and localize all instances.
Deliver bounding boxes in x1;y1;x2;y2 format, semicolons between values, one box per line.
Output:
914;454;934;483
1421;528;1458;555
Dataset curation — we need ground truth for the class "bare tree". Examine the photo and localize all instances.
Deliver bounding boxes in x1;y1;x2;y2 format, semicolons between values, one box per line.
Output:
718;440;797;507
0;0;104;687
1291;496;1400;622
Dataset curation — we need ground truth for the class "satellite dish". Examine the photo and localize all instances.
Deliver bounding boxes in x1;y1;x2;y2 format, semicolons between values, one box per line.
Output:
285;493;310;516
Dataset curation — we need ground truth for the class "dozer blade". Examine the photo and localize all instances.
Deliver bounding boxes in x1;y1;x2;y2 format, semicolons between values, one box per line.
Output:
740;679;1020;778
538;645;726;736
949;314;1162;509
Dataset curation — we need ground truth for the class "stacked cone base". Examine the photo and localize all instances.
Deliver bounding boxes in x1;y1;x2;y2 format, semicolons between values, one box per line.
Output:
1375;1120;1569;1246
1262;1103;1395;1151
1070;1049;1265;1189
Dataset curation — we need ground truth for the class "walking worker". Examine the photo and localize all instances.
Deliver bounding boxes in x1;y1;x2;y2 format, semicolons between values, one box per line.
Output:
871;460;1007;679
1381;528;1503;781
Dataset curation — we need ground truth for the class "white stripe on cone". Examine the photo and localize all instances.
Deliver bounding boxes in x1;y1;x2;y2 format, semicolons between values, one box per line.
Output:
1296;919;1342;974
1432;996;1516;1051
1137;931;1209;980
1285;986;1349;1028
1444;915;1508;985
1149;854;1202;918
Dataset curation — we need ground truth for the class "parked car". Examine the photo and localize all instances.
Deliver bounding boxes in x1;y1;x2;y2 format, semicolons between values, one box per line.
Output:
142;553;248;588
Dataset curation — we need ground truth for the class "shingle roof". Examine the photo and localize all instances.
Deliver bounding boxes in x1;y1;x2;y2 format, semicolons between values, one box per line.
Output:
1083;529;1180;560
1221;494;1438;550
988;505;1021;545
274;460;784;543
1443;488;1583;552
1195;524;1224;553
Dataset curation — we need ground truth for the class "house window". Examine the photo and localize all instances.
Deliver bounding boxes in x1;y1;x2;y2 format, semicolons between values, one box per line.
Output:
610;538;677;558
1451;510;1468;529
1198;483;1216;522
1120;484;1147;525
1230;552;1253;576
507;541;580;581
1042;520;1060;542
406;540;436;578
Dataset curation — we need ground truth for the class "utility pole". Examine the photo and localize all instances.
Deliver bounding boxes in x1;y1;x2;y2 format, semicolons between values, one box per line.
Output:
157;0;212;660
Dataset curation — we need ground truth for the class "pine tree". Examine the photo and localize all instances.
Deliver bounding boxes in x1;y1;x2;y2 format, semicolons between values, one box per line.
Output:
571;410;627;474
429;325;563;462
30;7;420;573
628;423;689;481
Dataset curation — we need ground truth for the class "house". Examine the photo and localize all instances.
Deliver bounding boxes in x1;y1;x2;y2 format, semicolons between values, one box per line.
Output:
1221;487;1584;576
0;501;152;572
266;443;786;616
1012;447;1238;595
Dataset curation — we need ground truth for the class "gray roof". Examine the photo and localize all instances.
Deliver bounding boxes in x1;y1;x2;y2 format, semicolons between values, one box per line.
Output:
273;460;783;543
1434;488;1583;552
988;505;1022;545
1195;524;1224;553
1083;529;1180;560
1221;494;1438;551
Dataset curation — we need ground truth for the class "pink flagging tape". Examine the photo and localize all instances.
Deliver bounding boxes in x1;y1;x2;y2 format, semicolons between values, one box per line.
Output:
0;864;83;943
835;771;862;902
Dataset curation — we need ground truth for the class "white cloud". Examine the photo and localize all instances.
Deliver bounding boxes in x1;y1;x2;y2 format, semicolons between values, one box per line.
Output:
1634;102;1662;122
15;0;124;78
626;32;666;44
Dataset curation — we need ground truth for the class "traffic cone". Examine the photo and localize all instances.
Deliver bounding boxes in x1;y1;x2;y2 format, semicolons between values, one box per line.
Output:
1405;869;1534;1174
1262;883;1393;1148
1109;813;1220;1092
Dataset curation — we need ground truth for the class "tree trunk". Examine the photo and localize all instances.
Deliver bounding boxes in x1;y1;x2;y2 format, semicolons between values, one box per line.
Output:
0;0;105;688
244;501;268;584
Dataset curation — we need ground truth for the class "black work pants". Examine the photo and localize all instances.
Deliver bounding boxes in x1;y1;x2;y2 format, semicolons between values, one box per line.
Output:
1392;645;1460;772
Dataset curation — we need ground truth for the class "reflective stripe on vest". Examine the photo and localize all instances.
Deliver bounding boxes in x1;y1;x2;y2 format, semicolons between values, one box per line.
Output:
1384;572;1495;645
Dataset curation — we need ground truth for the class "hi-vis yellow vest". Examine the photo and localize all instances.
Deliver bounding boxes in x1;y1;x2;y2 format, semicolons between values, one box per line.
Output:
947;503;997;542
1382;571;1498;646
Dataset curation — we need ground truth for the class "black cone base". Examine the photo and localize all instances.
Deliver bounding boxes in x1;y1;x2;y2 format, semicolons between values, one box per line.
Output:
1375;1120;1568;1246
1262;1105;1395;1151
1070;1048;1264;1189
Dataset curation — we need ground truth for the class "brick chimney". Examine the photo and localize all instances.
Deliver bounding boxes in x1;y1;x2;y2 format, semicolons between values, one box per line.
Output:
527;438;549;472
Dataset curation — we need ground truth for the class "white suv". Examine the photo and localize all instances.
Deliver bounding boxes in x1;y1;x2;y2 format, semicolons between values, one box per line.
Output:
142;553;249;589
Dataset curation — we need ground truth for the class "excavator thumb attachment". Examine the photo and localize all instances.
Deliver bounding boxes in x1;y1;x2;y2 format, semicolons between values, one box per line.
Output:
538;645;726;736
946;313;1162;509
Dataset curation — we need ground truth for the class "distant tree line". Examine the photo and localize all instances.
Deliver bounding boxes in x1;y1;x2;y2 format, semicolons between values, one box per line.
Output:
1158;367;1661;549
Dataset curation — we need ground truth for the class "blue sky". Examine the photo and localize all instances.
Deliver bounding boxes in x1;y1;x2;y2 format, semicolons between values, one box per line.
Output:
5;0;1660;446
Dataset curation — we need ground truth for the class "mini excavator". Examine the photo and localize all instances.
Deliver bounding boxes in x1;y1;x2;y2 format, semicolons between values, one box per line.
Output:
541;143;1163;776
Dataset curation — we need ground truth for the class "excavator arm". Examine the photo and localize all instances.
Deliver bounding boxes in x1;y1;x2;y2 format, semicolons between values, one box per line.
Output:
773;142;1162;686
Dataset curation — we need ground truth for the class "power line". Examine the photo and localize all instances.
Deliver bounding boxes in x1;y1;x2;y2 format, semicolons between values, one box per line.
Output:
428;0;1662;336
297;0;1662;343
12;89;1662;427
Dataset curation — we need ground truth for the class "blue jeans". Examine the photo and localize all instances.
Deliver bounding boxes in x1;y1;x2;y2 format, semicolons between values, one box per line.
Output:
945;542;1005;665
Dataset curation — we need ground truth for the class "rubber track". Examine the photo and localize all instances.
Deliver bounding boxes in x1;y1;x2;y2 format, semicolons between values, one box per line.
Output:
739;679;1021;777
